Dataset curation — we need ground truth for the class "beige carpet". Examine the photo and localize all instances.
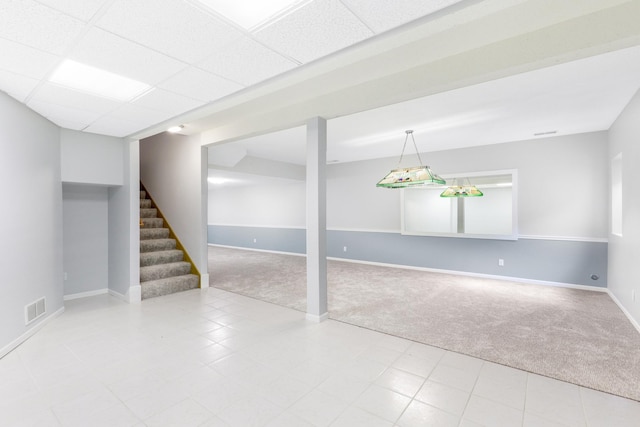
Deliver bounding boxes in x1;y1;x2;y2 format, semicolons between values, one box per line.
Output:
208;245;640;401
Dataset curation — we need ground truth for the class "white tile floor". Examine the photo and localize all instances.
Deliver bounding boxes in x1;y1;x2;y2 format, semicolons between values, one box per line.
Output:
1;288;639;427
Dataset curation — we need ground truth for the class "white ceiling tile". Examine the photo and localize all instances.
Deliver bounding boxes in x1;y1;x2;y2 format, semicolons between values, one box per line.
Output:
254;0;373;63
27;99;104;127
132;88;205;116
69;28;188;85
0;70;39;102
193;0;305;30
96;0;244;64
35;0;109;22
108;103;177;126
47;118;89;131
30;83;121;114
0;38;60;79
341;0;465;33
84;115;146;137
198;36;298;86
0;0;85;54
159;66;243;102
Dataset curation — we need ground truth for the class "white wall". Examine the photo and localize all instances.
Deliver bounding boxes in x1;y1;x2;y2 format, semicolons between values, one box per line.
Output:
209;177;305;228
59;129;136;300
608;89;640;325
140;133;206;274
327;132;609;239
63;184;108;297
328;158;400;231
61;129;123;185
208;132;608;241
108;140;139;300
0;93;63;354
208;130;609;287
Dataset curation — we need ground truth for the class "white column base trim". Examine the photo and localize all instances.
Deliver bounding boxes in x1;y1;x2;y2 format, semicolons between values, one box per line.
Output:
200;273;210;289
306;312;329;323
128;285;141;303
108;289;127;302
0;306;65;359
108;285;141;304
607;290;640;334
64;288;108;301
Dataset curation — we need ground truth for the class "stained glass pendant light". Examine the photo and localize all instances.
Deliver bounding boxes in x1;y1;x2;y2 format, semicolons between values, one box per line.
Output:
376;130;445;188
440;179;483;197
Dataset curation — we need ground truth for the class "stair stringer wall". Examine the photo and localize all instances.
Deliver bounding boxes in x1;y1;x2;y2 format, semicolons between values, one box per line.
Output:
140;183;200;281
139;132;207;284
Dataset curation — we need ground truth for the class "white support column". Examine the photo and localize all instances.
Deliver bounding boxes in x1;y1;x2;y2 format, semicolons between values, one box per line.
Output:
127;139;141;303
200;146;210;288
306;117;328;322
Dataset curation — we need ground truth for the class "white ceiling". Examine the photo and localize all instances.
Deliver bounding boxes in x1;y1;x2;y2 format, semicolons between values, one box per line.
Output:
3;0;640;170
210;45;640;166
0;0;464;137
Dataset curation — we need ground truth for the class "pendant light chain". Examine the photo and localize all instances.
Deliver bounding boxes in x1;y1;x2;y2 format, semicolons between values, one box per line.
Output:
397;130;423;167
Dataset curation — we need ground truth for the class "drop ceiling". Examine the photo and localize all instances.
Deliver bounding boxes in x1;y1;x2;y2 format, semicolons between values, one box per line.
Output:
0;0;464;137
2;0;640;169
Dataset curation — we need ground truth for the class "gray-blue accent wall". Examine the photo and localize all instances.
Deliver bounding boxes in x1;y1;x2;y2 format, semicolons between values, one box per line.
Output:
208;225;607;288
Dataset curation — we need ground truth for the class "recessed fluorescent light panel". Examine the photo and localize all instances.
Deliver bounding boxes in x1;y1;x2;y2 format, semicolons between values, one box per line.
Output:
195;0;307;31
49;60;152;101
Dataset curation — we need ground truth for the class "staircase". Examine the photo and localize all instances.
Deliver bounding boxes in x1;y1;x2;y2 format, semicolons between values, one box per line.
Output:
139;190;199;300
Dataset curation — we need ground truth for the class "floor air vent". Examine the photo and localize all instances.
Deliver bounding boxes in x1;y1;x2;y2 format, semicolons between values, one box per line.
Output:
25;297;46;325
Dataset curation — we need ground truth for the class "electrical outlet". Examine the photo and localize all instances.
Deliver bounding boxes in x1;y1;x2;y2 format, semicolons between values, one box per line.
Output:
253;238;257;243
633;290;636;302
343;246;347;252
498;259;504;267
64;272;68;281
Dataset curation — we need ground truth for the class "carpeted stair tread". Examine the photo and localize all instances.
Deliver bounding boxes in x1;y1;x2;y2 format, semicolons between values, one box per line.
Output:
140;228;170;240
140;218;164;228
140;261;191;281
140;238;176;253
139;186;199;300
141;274;199;300
140;250;184;267
140;208;158;218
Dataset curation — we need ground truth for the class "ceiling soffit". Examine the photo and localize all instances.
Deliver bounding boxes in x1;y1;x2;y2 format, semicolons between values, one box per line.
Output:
167;0;640;146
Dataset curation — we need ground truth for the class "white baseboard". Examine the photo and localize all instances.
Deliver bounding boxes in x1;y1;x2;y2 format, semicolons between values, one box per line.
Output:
200;273;210;289
306;312;329;323
64;288;108;301
327;257;607;293
208;243;305;257
210;245;605;292
607;290;640;334
108;288;127;302
0;306;65;359
108;286;141;304
63;287;142;304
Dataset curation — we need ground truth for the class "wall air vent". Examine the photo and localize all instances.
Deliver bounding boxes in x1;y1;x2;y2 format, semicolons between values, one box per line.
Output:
25;297;46;325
